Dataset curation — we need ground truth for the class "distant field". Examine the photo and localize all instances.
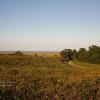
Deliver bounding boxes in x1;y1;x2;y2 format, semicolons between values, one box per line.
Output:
0;51;60;57
0;54;100;100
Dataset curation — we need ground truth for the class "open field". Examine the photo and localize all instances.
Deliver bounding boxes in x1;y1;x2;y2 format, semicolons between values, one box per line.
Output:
0;51;60;57
1;0;100;100
0;54;100;100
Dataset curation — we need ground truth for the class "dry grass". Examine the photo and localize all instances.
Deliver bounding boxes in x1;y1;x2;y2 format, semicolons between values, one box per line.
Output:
0;54;100;100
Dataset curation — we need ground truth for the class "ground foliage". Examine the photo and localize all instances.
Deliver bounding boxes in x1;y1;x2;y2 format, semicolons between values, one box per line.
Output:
0;54;100;100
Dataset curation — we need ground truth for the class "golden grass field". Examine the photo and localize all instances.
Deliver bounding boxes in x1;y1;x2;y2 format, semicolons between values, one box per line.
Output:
0;52;100;100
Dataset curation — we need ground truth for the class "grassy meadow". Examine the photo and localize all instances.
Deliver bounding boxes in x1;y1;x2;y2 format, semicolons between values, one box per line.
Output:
0;52;100;100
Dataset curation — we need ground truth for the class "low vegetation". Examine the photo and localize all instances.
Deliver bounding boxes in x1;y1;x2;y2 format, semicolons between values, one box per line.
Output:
0;51;100;100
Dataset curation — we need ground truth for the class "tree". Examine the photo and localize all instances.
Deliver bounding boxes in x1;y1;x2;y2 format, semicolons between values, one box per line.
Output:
88;45;100;63
76;45;100;64
60;49;73;61
77;48;87;60
34;53;38;57
89;45;98;52
14;51;23;56
73;49;78;58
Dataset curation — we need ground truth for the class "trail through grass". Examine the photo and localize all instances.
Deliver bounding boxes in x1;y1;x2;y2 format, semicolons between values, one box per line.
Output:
71;60;100;72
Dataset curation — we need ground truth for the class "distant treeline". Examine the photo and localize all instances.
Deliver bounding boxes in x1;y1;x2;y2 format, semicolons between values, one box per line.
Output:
74;45;100;64
60;45;100;64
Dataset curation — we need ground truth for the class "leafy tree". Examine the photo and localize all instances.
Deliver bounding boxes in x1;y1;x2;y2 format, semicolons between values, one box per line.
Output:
60;45;100;64
88;45;100;64
89;45;99;52
73;49;78;58
77;48;88;60
35;53;38;57
76;45;100;64
14;51;23;56
60;49;73;61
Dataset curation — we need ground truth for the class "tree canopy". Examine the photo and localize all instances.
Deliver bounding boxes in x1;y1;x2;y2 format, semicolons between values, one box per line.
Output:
14;51;23;56
60;45;100;64
60;49;73;61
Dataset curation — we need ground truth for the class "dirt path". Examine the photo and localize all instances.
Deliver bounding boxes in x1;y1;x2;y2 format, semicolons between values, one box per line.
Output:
69;61;84;69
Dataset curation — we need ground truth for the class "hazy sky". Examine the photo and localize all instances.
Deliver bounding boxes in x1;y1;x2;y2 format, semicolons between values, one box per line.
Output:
0;0;100;51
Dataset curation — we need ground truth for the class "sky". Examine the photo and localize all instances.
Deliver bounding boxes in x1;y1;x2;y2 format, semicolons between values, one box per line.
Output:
0;0;100;51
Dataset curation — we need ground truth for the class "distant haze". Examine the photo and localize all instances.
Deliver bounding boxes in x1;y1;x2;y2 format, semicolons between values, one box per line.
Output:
0;0;100;51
